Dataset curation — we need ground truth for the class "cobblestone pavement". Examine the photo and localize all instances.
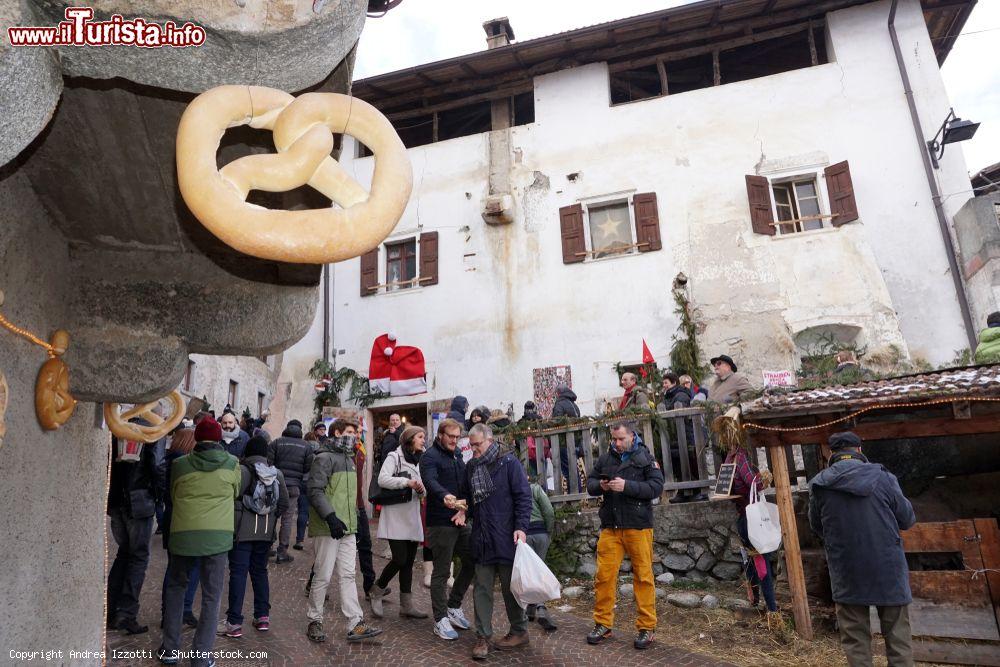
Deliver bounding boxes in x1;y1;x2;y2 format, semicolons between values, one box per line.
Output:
108;520;735;667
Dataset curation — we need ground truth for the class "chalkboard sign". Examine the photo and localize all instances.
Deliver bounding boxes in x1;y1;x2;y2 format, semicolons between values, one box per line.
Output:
713;463;737;497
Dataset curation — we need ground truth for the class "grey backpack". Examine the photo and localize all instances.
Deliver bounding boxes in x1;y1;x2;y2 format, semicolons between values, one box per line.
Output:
242;462;281;515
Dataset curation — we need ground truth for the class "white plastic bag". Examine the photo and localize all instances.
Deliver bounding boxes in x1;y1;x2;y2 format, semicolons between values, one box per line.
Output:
745;479;782;554
510;541;561;607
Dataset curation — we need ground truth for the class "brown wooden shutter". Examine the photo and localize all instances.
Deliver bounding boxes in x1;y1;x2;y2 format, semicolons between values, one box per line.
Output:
633;192;662;252
360;247;378;297
559;204;586;264
419;231;439;286
825;161;859;226
746;174;776;236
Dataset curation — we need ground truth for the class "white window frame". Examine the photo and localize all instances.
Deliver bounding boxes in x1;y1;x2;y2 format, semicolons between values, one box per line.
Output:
764;167;833;237
579;191;640;262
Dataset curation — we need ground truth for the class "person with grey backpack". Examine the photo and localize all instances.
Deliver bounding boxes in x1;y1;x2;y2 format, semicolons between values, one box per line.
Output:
218;436;289;638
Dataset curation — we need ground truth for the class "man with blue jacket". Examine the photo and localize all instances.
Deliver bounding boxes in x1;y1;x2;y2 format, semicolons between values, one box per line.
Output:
419;418;475;641
809;431;916;667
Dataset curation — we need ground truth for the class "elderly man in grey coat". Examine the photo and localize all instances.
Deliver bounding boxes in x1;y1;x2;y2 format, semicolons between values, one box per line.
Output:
809;431;916;667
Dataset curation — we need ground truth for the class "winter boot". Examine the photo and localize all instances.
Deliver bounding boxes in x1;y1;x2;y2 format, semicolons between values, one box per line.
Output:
422;560;433;588
400;592;429;619
368;584;388;618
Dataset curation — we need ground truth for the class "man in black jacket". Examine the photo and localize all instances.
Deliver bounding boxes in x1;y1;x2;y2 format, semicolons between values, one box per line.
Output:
809;432;916;667
586;421;664;651
419;418;474;641
267;419;314;563
107;430;165;635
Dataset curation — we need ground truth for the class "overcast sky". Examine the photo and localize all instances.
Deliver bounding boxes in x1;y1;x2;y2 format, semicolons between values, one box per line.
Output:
354;0;998;174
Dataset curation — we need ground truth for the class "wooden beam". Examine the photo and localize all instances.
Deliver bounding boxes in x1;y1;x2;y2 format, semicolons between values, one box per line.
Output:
385;82;533;122
751;414;1000;448
712;50;721;86
656;58;669;94
972;518;1000;634
770;446;813;639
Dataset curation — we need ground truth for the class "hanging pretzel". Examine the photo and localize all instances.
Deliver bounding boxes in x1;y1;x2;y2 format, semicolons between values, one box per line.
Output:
104;390;186;443
35;330;77;431
176;85;412;264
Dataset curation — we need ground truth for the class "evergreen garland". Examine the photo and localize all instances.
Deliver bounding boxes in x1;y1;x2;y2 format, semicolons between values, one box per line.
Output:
308;359;390;422
669;287;710;383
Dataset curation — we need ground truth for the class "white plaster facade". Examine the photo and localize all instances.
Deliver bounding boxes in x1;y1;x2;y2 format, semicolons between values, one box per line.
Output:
180;353;281;419
278;0;975;425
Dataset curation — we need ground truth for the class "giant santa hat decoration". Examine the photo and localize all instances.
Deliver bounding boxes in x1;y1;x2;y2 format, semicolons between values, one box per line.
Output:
369;332;427;396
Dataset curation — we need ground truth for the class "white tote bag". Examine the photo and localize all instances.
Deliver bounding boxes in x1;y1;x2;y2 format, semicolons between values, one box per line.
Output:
510;541;561;607
745;478;782;554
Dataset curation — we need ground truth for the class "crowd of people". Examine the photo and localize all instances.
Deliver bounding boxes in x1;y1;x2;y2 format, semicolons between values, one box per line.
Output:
105;348;921;666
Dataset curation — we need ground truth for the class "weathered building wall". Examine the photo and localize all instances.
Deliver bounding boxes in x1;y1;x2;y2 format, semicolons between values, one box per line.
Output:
0;171;108;661
280;0;974;423
954;192;1000;333
182;353;282;420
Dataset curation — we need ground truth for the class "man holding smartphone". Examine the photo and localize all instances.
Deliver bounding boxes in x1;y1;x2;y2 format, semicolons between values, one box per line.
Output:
586;421;664;650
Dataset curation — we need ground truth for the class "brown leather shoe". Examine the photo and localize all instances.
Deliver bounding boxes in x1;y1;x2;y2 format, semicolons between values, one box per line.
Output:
472;636;491;660
493;631;529;650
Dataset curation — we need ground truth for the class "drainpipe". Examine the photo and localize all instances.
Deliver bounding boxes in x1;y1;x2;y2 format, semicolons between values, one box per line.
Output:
322;264;331;366
888;0;977;350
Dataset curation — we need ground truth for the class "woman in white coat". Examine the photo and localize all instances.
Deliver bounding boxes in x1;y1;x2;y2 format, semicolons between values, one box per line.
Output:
369;425;429;619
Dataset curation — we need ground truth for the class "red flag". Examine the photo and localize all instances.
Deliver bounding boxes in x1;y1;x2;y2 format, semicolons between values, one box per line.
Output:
642;339;655;364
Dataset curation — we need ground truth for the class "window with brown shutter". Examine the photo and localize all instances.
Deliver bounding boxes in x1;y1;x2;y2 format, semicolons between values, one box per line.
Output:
746;174;776;236
559;204;586;264
824;161;859;226
419;231;439;286
633;192;662;252
360;247;378;297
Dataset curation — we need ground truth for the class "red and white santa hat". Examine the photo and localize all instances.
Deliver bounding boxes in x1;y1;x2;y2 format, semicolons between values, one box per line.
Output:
368;332;427;397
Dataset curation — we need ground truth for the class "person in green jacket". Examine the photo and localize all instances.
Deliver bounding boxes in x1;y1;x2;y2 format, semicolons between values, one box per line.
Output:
526;477;557;632
158;417;240;667
974;311;1000;363
305;418;382;644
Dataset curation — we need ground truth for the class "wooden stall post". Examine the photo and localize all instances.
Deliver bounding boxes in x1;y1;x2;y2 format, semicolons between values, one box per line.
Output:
769;443;814;639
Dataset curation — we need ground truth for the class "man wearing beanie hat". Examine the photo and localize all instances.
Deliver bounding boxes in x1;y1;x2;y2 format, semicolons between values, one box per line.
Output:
808;431;916;667
266;419;314;563
159;416;241;666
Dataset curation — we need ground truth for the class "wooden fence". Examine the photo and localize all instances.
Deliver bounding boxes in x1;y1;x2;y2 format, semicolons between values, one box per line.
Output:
509;407;716;502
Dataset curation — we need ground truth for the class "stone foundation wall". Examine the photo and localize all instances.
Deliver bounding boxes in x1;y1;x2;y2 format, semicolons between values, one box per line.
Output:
552;499;746;581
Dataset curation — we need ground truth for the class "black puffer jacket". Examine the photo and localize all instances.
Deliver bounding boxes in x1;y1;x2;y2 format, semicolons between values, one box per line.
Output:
420;437;468;527
587;440;664;529
447;396;469;428
552;387;581;418
267;425;314;487
108;435;164;519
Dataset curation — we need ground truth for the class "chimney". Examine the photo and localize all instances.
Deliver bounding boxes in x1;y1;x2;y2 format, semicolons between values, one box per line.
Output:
482;17;515;49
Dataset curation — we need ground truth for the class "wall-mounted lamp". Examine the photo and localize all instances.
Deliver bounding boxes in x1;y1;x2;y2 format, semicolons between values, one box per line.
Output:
927;108;980;169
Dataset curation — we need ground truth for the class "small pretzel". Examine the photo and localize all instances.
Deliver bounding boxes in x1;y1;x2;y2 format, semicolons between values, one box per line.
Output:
104;390;185;443
176;85;413;264
35;330;76;431
0;371;8;447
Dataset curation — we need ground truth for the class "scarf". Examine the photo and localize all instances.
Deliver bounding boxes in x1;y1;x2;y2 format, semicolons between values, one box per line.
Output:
330;435;356;455
618;386;633;411
403;447;423;466
221;428;239;443
467;441;502;505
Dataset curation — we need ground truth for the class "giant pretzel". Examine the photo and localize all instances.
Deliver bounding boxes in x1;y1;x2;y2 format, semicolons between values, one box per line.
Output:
176;86;413;264
104;390;186;443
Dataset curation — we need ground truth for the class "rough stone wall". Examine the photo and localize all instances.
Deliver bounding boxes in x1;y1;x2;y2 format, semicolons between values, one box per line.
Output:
954;193;1000;333
183;353;282;419
553;501;746;582
0;170;108;661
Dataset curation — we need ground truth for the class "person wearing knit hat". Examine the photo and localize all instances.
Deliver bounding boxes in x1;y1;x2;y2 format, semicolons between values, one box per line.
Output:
218;435;289;638
809;431;916;666
369;426;429;621
159;416;241;666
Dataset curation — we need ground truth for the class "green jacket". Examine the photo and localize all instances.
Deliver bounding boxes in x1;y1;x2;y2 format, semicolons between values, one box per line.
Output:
307;441;359;537
169;442;240;556
529;482;555;535
974;326;1000;364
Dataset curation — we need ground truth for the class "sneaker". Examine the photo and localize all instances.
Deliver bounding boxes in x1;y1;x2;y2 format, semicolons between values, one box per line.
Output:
217;620;242;638
634;629;654;650
306;620;326;643
275;553;294;564
447;607;471;631
156;646;179;665
537;607;558;632
183;612;199;628
293;542;304;551
253;616;270;632
434;617;459;640
347;620;383;642
586;623;612;645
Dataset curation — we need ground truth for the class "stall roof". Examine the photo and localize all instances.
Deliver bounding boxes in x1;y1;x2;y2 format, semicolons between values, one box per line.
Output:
354;0;976;111
740;364;1000;419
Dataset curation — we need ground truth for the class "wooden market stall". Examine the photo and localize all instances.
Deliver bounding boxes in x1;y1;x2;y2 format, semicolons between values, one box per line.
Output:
738;364;1000;661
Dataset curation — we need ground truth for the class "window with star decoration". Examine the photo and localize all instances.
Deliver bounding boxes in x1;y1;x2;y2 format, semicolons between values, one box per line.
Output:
559;192;662;264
